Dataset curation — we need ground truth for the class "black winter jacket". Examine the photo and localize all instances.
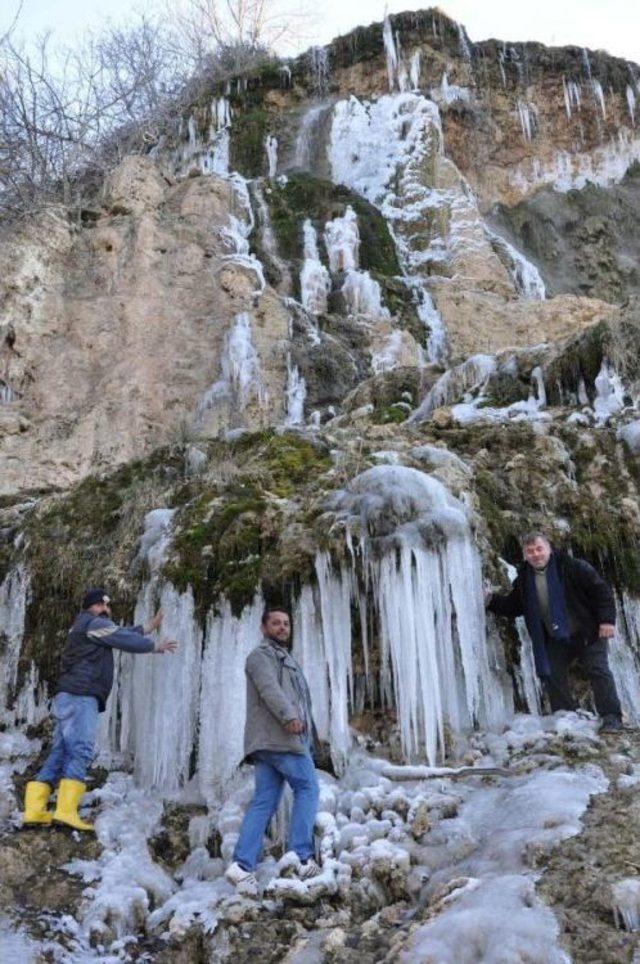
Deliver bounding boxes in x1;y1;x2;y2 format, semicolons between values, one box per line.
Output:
56;612;155;711
487;550;616;645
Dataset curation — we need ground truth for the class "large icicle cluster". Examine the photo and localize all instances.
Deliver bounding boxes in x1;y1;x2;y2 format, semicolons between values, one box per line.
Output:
321;465;509;765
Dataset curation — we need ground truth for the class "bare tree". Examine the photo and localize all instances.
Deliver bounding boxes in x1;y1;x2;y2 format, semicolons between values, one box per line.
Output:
0;0;315;220
169;0;316;71
0;17;188;217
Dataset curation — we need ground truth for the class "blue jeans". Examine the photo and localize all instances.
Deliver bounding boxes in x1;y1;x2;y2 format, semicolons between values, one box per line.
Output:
233;750;320;871
36;692;99;785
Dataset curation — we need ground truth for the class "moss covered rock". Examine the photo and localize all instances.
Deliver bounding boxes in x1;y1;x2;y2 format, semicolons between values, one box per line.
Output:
260;172;401;293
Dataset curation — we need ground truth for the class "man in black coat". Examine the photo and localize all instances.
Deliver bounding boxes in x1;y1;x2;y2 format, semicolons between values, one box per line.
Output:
487;532;623;732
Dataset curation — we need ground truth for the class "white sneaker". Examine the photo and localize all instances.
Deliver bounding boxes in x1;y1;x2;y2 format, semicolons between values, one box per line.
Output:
225;861;259;896
297;858;321;880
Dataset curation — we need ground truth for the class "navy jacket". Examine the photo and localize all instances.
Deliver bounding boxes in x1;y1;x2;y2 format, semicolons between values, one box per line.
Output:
488;551;616;647
56;611;155;711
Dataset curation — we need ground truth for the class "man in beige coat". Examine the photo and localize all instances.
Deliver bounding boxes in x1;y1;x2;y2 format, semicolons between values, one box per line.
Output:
225;607;320;896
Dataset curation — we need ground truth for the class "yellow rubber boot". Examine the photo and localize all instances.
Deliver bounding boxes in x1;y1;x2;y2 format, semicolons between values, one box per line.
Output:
22;781;53;826
53;779;94;832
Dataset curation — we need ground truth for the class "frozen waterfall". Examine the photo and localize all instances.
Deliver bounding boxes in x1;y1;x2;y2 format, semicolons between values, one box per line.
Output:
327;92;448;362
300;220;331;314
485;226;546;301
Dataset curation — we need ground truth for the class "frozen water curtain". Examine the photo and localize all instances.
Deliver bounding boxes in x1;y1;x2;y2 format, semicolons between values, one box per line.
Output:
98;467;510;795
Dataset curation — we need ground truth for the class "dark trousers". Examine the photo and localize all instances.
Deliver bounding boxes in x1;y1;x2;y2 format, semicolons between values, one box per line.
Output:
544;634;622;718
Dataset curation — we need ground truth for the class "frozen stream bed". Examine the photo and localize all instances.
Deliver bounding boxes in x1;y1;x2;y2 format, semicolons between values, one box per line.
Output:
3;711;640;962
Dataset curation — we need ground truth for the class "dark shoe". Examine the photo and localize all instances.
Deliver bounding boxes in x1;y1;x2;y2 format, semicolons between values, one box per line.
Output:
600;715;623;733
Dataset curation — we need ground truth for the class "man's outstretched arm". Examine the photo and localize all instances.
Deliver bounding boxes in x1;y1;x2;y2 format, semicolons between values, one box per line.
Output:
486;583;524;619
87;616;176;654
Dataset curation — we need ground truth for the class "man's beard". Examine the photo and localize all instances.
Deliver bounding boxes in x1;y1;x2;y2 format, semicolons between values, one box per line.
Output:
270;634;291;649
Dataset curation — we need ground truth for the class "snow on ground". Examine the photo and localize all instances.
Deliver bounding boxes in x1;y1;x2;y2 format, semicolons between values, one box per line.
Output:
0;712;611;960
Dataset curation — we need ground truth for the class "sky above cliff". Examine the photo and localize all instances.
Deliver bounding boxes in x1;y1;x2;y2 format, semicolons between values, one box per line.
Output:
5;0;640;65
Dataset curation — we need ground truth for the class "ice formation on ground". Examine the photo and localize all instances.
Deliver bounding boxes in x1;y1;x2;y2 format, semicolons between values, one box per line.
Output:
0;711;611;960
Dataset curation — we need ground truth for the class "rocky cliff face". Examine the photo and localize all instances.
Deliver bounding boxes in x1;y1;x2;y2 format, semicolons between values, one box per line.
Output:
3;7;640;962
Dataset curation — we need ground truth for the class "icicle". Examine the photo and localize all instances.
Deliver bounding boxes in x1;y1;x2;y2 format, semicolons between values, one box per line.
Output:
627;85;636;126
457;22;472;62
485;226;546;300
300;220;331;314
516;100;536;142
578;378;590;406
582;48;592;79
187;115;198;150
0;567;28;722
197;596;265;798
382;14;399;92
609;594;640;725
410;354;497;421
212;97;231;132
293;585;330;741
314;555;355;771
342;269;389;319
327;465;507;764
251;182;291;293
0;382;17;404
613;879;640;931
310;45;329;94
197;312;267;422
280;64;292;87
592;79;607;119
397;280;446;365
107;512;203;790
593;359;625;423
498;49;507;87
324;206;360;272
294;104;329;171
409;50;421;90
328;92;448;358
224;313;265;410
562;76;572;119
396;35;410;93
517;619;542;713
265;134;278;178
285;353;306;425
530;366;547;407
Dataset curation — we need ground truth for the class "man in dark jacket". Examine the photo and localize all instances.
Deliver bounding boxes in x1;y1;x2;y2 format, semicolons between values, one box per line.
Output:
487;532;622;732
225;607;320;897
22;587;177;831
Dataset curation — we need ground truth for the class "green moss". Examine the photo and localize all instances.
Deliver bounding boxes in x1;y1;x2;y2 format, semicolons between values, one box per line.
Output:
19;449;183;689
373;404;410;425
258;432;332;497
545;322;607;405
163;479;269;617
566;492;640;594
163;432;332;616
229;108;271;178
263;173;400;292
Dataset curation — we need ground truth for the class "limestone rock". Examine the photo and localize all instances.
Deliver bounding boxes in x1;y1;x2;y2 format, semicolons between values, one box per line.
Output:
0;162;289;499
103;155;167;215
